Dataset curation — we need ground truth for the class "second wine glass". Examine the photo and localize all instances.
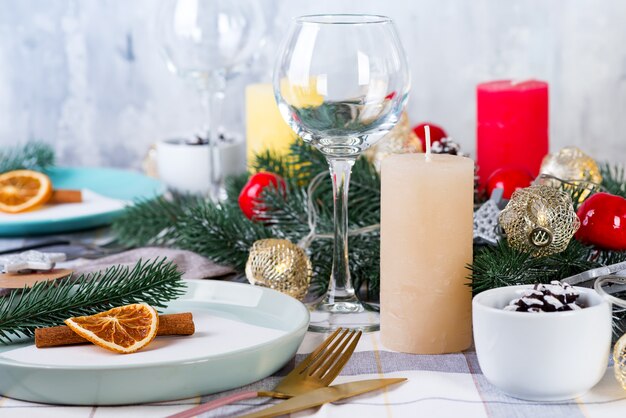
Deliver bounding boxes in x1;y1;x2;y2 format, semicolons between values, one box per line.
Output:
274;14;410;332
158;0;266;200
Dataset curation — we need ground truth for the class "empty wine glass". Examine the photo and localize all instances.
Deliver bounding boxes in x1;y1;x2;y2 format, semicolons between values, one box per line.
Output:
158;0;266;200
274;14;410;332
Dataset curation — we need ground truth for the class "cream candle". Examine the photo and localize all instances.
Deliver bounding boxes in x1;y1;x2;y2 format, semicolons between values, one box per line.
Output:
380;148;474;354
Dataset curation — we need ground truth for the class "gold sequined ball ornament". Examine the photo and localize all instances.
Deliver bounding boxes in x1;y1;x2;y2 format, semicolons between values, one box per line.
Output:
364;112;422;171
615;334;626;391
498;185;580;257
245;239;312;300
539;146;602;201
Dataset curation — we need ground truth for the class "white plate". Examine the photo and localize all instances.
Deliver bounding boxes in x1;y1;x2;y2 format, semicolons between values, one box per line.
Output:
0;280;309;405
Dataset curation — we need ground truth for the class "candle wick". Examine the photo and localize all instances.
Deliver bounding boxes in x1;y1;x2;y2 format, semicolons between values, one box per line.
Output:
425;125;432;162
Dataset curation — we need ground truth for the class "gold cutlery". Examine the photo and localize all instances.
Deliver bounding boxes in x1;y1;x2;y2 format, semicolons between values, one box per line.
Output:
168;328;362;418
237;377;407;418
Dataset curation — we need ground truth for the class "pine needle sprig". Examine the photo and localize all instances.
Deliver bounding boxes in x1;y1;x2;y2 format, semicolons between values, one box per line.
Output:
176;201;273;270
287;139;328;183
0;142;55;174
601;163;626;198
262;181;311;237
470;240;617;294
470;241;542;294
590;248;626;265
0;258;185;344
224;173;250;204
112;195;202;247
252;149;297;179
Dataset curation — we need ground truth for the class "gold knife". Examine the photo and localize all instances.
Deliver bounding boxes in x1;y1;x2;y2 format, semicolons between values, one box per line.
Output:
237;378;406;418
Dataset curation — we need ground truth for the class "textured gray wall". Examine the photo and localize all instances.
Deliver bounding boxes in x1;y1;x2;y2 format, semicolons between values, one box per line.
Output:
1;0;625;168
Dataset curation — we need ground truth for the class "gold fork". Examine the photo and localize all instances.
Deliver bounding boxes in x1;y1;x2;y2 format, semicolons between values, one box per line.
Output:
167;328;362;418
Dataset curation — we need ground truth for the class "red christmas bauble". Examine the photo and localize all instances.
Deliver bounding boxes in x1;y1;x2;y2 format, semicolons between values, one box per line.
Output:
576;192;626;251
238;172;286;220
412;123;447;151
486;168;534;199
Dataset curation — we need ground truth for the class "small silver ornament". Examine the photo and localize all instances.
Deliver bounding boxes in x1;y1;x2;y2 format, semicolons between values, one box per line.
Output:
0;250;66;273
473;188;504;245
473;200;501;245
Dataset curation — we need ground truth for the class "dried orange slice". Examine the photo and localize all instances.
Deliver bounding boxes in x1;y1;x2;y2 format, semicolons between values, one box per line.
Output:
65;303;159;354
0;170;53;213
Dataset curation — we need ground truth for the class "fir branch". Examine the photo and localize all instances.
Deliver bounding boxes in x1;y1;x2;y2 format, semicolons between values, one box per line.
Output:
112;195;202;247
224;173;250;204
287;139;328;183
262;180;311;237
590;248;626;265
470;240;607;294
0;142;54;173
601;163;626;198
252;149;296;179
470;241;543;294
0;258;185;344
176;201;273;270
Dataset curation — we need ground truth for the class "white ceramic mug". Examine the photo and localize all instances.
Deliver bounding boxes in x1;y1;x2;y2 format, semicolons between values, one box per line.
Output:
156;138;245;195
473;285;612;401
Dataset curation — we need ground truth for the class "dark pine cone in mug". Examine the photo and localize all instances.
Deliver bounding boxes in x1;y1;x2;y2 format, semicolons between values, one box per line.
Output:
503;281;583;312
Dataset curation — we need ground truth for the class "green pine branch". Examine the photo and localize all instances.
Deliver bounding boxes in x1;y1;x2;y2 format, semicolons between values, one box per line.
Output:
0;258;186;344
252;149;297;180
111;139;625;304
0;142;55;174
176;201;274;270
112;195;202;247
469;240;619;295
601;163;626;198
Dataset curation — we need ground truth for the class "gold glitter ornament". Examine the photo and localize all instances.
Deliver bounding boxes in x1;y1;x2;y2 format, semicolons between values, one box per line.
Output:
498;185;580;257
365;112;422;171
245;239;312;300
539;146;602;201
615;333;626;391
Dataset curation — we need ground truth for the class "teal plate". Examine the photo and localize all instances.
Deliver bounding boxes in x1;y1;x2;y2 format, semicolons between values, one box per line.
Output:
0;280;309;405
0;167;164;236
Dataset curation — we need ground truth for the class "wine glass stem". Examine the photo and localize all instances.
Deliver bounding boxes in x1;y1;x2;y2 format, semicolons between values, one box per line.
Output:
327;157;357;303
199;84;225;201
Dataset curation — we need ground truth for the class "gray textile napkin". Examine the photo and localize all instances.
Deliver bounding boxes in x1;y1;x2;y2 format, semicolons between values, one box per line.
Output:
62;247;235;280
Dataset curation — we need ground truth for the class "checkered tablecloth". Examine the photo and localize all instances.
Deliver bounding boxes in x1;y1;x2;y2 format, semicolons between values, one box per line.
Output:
1;330;624;418
1;235;625;418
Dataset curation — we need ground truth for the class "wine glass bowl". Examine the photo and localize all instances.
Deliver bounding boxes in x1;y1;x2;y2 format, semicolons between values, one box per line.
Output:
159;0;265;85
275;15;409;159
274;14;410;332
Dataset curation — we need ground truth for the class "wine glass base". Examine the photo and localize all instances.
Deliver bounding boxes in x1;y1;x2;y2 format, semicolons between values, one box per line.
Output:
307;298;380;333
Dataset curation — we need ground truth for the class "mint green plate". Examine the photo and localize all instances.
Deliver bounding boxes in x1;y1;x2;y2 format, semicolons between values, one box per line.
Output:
0;280;309;405
0;167;164;236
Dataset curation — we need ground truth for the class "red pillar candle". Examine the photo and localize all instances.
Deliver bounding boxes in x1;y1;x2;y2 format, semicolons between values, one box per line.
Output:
476;80;549;187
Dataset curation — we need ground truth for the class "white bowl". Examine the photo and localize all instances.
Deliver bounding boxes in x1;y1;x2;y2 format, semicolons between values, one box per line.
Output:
473;285;612;401
156;138;245;195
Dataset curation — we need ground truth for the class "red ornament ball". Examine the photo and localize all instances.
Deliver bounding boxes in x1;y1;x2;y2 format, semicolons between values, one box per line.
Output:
238;172;286;220
412;123;447;151
486;168;534;199
576;192;626;251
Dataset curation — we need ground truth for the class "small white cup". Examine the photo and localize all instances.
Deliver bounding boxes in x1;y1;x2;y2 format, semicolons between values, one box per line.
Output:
473;285;612;401
156;138;245;195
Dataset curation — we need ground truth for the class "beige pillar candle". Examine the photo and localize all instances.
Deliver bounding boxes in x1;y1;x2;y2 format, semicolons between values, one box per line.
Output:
380;152;474;354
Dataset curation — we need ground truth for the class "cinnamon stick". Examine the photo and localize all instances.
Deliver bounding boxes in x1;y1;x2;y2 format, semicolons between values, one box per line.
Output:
50;189;83;204
35;312;195;348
